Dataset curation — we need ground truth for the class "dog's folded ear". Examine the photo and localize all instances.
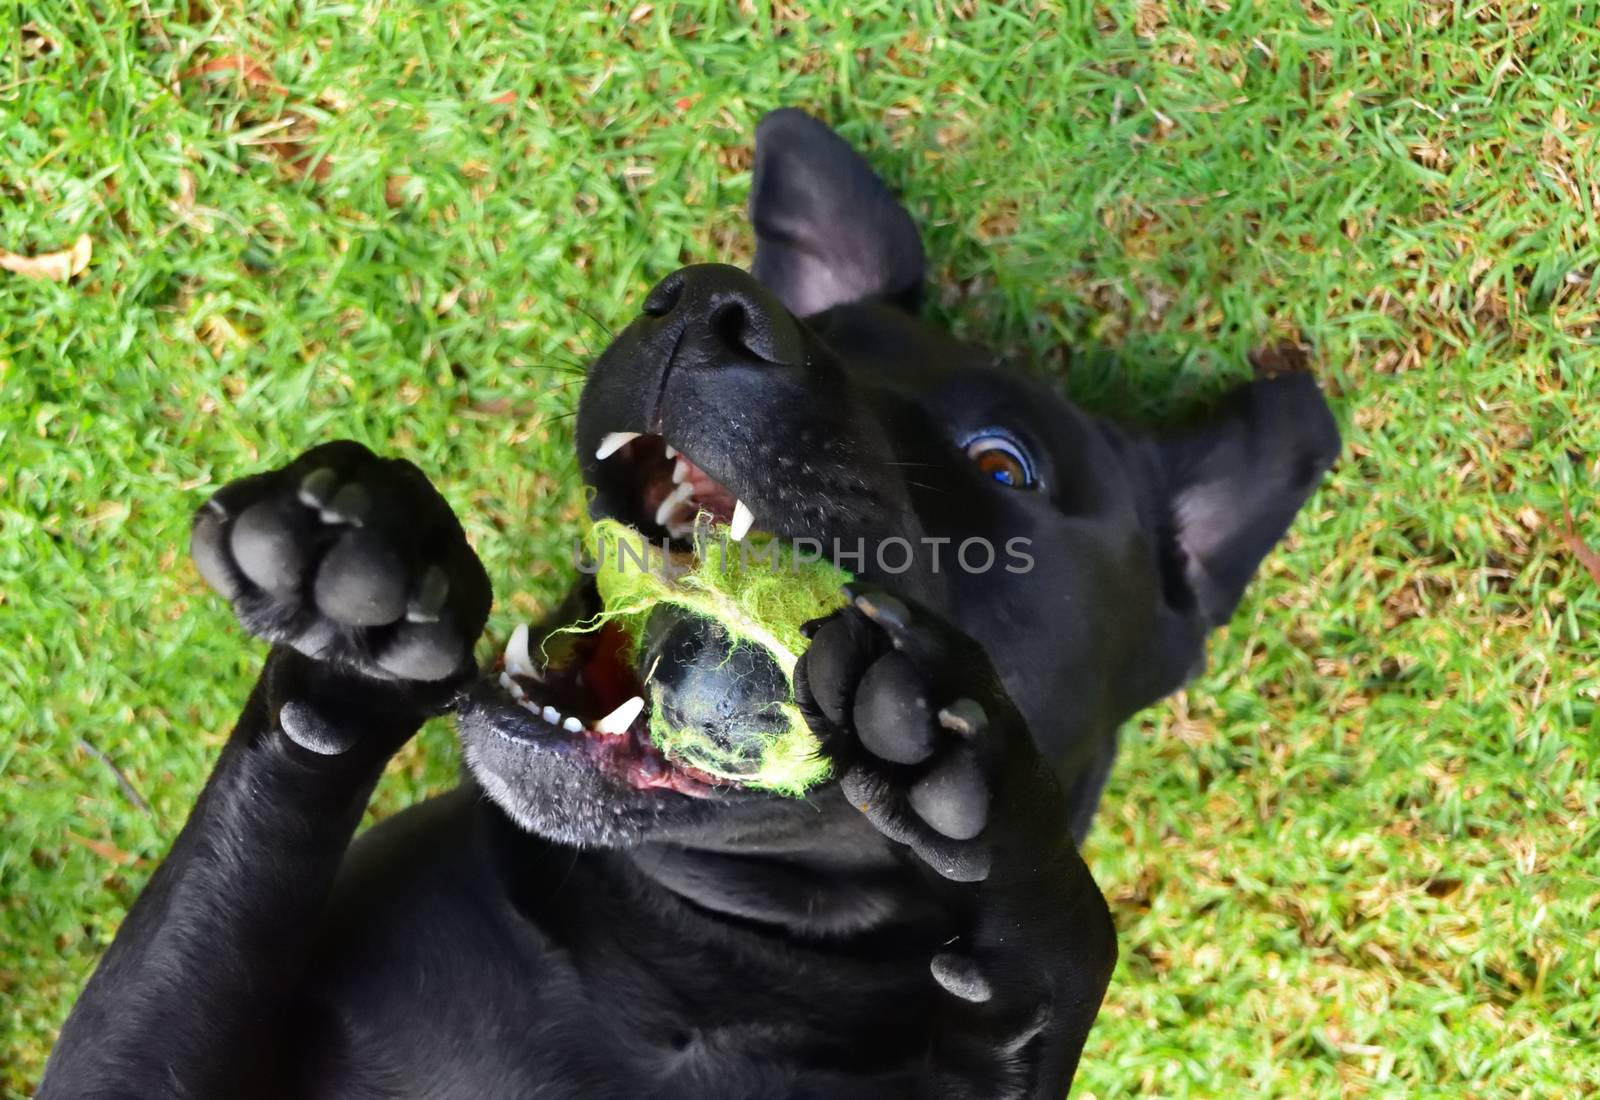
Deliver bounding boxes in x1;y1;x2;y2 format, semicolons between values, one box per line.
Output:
749;109;925;317
1156;372;1341;627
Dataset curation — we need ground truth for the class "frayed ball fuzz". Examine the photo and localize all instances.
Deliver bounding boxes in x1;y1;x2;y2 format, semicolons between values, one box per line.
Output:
564;518;850;796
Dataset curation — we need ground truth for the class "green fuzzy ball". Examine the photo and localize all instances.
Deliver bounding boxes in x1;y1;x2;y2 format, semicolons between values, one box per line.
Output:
567;517;850;796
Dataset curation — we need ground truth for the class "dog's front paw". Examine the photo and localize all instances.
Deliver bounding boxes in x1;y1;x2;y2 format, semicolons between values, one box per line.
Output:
190;441;491;747
796;585;1112;1094
795;583;1055;885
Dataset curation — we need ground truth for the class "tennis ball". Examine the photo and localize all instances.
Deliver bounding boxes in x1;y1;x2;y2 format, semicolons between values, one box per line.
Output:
571;517;850;796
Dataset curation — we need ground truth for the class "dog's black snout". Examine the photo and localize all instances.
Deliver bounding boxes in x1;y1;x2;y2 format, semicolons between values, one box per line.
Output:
639;263;803;367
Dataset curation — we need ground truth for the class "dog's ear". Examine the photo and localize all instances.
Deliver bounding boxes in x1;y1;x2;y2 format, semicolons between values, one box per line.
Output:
749;109;925;317
1156;372;1340;626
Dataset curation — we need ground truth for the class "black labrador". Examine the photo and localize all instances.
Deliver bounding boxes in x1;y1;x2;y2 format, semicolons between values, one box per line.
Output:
41;110;1338;1099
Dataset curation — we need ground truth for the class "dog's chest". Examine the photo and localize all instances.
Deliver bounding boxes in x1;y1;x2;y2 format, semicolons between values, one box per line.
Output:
314;942;915;1099
312;826;931;1097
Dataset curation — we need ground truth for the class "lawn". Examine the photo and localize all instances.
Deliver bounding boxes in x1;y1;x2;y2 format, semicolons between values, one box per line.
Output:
3;1;1598;1095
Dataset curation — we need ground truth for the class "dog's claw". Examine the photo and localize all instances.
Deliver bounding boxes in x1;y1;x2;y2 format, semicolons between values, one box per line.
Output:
319;482;372;527
937;698;988;738
296;467;339;508
849;589;911;632
407;565;450;623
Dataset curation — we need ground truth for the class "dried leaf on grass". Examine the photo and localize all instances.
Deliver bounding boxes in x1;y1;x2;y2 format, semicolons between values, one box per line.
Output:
65;831;139;866
384;174;412;207
0;234;92;281
1249;342;1313;378
21;21;60;57
182;54;285;94
182;51;330;180
1544;505;1600;586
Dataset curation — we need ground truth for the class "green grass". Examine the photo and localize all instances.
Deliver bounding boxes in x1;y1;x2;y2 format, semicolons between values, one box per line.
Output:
3;1;1598;1095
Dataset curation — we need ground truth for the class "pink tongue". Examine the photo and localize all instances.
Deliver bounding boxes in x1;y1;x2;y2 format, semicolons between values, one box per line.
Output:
680;459;736;523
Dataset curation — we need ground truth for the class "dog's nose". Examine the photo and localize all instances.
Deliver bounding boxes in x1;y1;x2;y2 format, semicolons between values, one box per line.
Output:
640;264;804;368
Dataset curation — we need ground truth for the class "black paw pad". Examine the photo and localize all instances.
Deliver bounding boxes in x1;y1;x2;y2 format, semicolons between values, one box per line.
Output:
909;747;988;840
800;613;882;728
279;699;360;755
231;498;315;595
378;621;468;682
191;503;242;599
853;651;936;764
930;952;992;1004
313;530;408;627
190;440;492;691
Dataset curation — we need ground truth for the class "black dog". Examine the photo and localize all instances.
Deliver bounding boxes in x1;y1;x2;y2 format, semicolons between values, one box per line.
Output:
42;111;1337;1098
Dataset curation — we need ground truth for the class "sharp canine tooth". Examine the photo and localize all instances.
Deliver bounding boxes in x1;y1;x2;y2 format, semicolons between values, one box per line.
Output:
729;499;755;541
594;695;645;735
671;457;689;484
498;671;525;700
542;705;561;724
504;623;534;677
595;431;640;461
655;481;695;526
562;716;584;733
664;444;677;459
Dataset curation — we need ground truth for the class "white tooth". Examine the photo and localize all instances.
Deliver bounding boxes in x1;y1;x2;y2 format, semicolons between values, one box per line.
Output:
498;671;526;700
593;695;645;735
562;716;584;733
595;431;640;461
664;444;678;459
671;457;690;484
504;623;534;677
729;499;755;541
654;481;696;526
542;705;561;724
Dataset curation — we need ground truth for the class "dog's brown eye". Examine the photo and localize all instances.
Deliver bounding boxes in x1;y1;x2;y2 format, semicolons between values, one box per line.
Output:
964;434;1036;489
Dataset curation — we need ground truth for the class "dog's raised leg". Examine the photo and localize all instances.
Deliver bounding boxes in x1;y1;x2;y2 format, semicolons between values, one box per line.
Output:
796;585;1117;1098
40;441;490;1100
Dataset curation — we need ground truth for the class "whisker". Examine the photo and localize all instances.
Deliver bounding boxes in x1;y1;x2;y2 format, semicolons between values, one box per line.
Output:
540;349;593;374
574;303;615;339
523;363;587;377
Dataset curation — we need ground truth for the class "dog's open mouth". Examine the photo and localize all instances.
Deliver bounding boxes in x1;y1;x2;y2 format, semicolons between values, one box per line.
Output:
590;430;756;545
485;432;774;799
